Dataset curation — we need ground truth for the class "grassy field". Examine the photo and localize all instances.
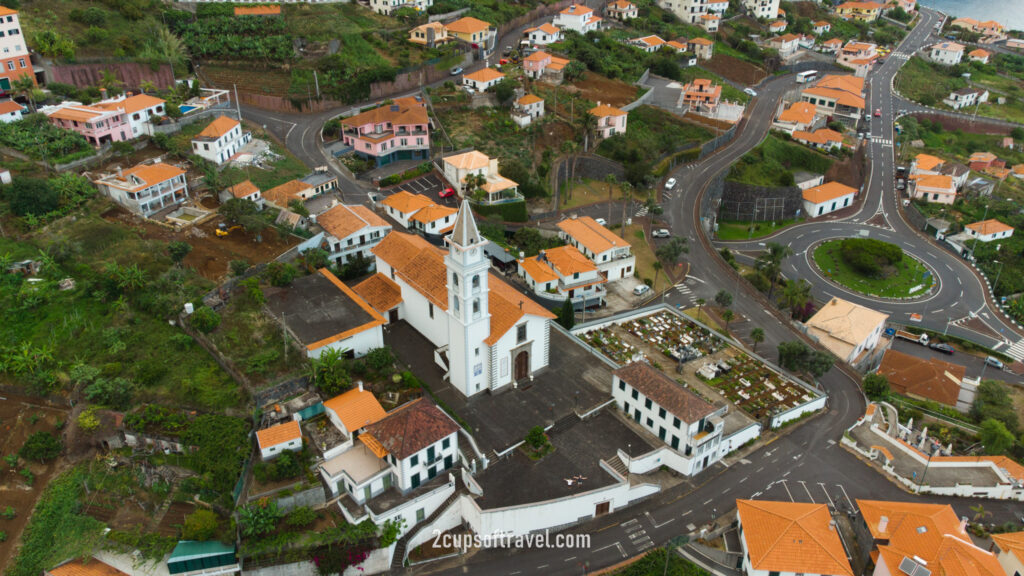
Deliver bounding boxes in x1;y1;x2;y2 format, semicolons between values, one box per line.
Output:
813;239;934;298
281;3;394;40
597;105;713;166
727;135;834;187
622;223;673;292
560;180;642;210
895;57;967;106
716;218;803;241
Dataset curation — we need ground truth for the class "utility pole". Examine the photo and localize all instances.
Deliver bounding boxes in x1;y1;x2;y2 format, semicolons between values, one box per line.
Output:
233;83;242;122
314;70;321;98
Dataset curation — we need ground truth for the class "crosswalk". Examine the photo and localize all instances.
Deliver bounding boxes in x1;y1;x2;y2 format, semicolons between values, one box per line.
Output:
871;137;893;146
635;205;649;217
674;282;698;307
890;53;911;61
663;191;674;201
1005;339;1024;362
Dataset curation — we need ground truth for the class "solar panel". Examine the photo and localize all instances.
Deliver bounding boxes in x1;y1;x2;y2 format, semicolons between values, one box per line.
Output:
899;557;931;576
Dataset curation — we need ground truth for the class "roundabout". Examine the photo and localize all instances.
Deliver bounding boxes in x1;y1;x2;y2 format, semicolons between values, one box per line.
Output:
810;238;937;300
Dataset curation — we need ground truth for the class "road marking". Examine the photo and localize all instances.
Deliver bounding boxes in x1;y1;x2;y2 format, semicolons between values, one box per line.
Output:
799;480;815;502
820;483;836;507
564;557;576;562
906;243;915;248
688;275;706;283
645;511;676;528
752;491;762;498
681;510;692;517
946;263;954;271
740;476;748;483
780;480;795;502
703;499;713;505
934;308;944;313
837;484;855;510
756;467;764;473
538;565;548;570
928;252;937;258
797;234;805;240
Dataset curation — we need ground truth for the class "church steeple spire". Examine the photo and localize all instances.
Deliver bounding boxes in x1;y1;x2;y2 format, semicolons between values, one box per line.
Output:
450;199;481;248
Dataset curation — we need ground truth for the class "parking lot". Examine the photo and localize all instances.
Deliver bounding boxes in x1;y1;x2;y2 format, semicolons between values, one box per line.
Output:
380;173;457;206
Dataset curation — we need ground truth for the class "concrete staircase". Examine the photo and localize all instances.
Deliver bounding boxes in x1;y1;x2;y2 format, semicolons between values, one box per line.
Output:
548;413;579;435
608;455;629;478
390;476;465;571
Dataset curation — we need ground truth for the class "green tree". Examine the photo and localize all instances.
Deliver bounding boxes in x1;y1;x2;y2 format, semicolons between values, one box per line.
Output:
970;503;992;523
971;380;1018;432
182;509;220;541
378;517;406;547
4;178;60;217
493;78;517;105
99;69;124;95
781;279;812;319
525;425;547;449
19;431;62;462
286;506;319;527
189;306;221;334
695;298;706;322
11;74;37;112
238;500;282;537
139;80;157;94
288;198;310;218
306;347;351;395
167;241;192;266
230;260;251;277
265;262;297;287
755;242;793;301
219;198;260;224
714;290;733;308
300;248;330;271
652;260;663;289
750;327;765;352
863;373;890;400
979;418;1015;455
656;237;689;264
84;377;136;410
557;297;575;330
722;308;735;333
777;340;834;378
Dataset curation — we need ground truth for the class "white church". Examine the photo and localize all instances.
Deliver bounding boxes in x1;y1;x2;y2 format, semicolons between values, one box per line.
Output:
371;201;556;397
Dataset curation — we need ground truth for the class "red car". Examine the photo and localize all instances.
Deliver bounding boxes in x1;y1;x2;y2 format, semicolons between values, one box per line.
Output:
874;108;882;117
439;187;456;198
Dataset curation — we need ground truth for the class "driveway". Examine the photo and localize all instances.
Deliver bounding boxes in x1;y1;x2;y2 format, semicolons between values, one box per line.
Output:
889;338;1024;384
379;173;449;204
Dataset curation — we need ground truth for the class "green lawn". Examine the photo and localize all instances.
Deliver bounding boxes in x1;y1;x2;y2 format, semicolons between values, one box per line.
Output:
895;56;966;106
727;135;834;187
281;3;394;40
597;105;714;166
813;239;934;298
716;218;803;241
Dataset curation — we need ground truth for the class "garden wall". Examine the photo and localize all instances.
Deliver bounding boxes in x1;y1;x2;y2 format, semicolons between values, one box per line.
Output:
718;181;803;222
274;485;326;513
48;62;175;91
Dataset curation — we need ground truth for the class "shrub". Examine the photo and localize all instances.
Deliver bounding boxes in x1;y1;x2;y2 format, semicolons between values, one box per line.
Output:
472;200;528;222
182;509;219;541
189;306;221;333
285;506;318;528
238;500;282;537
364;347;394;372
84;377;136;410
838;238;903;277
20;431;62;462
265;262;297;287
1;506;15;519
525;425;547;449
230;260;251;276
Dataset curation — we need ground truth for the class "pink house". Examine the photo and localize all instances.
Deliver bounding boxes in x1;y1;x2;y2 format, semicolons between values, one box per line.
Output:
523;50;553;79
341;96;430;167
590;102;627;139
44;104;130;146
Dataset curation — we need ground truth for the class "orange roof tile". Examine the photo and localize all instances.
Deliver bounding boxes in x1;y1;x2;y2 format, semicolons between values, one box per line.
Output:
324;388;387;433
94;94;166;115
992;531;1024;563
913;174;954;190
0;6;16;16
738;500;853;576
816;74;865;94
234;4;281;15
444;150;491;170
381;190;435;215
914;153;944;171
824;38;844;46
778;101;818;125
264;180;313;208
543;245;597;276
0;100;21;115
815;20;830;27
485;271;555;345
518;94;544;106
352;273;403;313
773;33;800;43
410;203;457;224
524;50;552;63
519;256;560;284
590;104;627;117
560;4;593;15
548;56;570;70
609;0;634;8
372;232;448;309
689;37;713;45
527;23;561;35
968;48;990;58
48;559;127;576
557;216;631;254
878;349;965;406
446;16;492;34
803;181;857;204
363;398;459;460
117;162;185;190
47;105;108;122
256;419;301;449
341;97;428;129
665;40;688;51
226;180;260;199
319;204;390;240
969;151;997;163
966;219;1013;235
360;433;389;458
636;35;666;47
770;20;786;28
197;115;239;139
465;67;505;83
803;86;865;109
793;128;844;146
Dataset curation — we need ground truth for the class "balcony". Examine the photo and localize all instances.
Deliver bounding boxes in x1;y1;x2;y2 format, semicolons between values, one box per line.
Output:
559;275;606;292
473;189;524;205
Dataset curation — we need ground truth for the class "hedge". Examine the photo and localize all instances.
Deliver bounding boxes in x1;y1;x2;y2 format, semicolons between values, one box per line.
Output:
472;200;528;222
378;162;433;187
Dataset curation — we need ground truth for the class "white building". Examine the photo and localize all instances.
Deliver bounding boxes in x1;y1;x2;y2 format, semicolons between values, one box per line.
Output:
256;420;302;460
371;203;556;398
743;0;781;20
316;203;393;266
525;22;562;45
462;67;505;93
993;533;1024;576
943;87;988;110
737;499;854;576
927;41;964;66
191;115;252;165
323;385;387;441
553;4;602;34
0;99;22;123
518;245;608;308
965;219;1013;242
772;100;823;133
512;94;545;127
220;179;264;209
93;162;188;218
802;181;857;217
380;190;436;229
409;204;457;238
95;93;166;138
557;215;635;281
605;0;638;20
656;0;707;25
804;297;888;364
441;150;519;204
369;0;432;16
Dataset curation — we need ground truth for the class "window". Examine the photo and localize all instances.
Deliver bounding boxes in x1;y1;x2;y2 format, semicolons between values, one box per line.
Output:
427;446;436;462
573;272;580;279
411;473;421;488
517;324;527;343
472;275;480;291
18;58;24;68
5;61;12;71
452;273;459;288
474;347;479;357
618;381;626;391
416;508;426;522
631;389;639;400
443;437;450;450
410;454;419;466
673;417;681;429
645;398;652;410
646;417;654;427
659;407;666;419
429;303;434;318
453;298;460;314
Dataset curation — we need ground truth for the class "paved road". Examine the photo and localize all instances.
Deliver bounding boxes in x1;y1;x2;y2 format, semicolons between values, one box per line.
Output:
713;8;1024;359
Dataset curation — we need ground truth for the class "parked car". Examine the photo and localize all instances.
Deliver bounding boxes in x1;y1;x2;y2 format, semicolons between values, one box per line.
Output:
874;108;882;117
439;187;456;198
985;356;1005;370
595;218;607;226
744;88;757;97
449;66;463;76
665;178;677;190
633;285;651;296
928;342;955;355
896;179;906;190
652;228;671;238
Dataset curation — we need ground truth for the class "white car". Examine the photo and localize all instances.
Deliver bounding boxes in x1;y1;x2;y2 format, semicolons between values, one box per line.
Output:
665;178;677;190
652;228;670;238
595;218;607;226
744;88;757;97
633;285;651;296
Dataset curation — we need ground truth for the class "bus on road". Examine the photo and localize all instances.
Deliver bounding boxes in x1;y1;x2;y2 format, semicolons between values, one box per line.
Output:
796;70;818;84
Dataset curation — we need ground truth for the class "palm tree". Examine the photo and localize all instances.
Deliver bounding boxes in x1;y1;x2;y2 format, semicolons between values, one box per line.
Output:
695;298;706;322
605;173;617;223
12;74;36;112
139;80;157;94
722;309;735;334
970;504;992;523
751;327;765;352
99;70;123;96
781;279;812;318
756;242;794;301
578;110;597;153
652;261;663;291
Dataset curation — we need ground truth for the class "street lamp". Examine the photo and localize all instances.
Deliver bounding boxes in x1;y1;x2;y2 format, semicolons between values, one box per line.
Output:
917;446;935;493
992;260;1005;297
972;204;989;255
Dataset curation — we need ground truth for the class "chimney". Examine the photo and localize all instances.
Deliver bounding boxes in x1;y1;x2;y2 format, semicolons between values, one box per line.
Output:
489;158;499;175
829;520;837;531
117;166;123;178
127;91;134;97
357;381;364;392
878;515;888;533
959;516;968;534
100;88;108;99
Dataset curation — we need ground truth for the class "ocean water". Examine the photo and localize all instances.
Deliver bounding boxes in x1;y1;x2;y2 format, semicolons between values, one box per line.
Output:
916;0;1024;32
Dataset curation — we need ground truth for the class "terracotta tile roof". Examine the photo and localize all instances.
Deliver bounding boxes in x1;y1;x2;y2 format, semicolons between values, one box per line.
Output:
737;500;853;576
914;153;945;172
480;175;518;194
992;531;1024;563
360;433;389;458
197;115;239;139
969;48;990;58
931;41;965;52
690;37;713;45
1013;164;1024;175
557;216;631;254
560;4;593;15
381;190;435;215
47;105;108;122
969;151;997;164
264;180;313;208
464;67;505;83
226;180;260;199
372;232;449;309
779;102;817;125
769;20;786;29
613;362;714;423
0;100;21;114
823;38;844;46
0;7;16;16
324;388;387;433
94;94;166;115
526;23;560;35
843;42;876;52
446;16;492;35
609;0;635;9
858;499;963;558
542;245;598;276
816;74;864;94
234;4;281;15
410;203;457;224
485;271;555;345
793;129;844;147
517;94;544;106
519;256;560;284
805;297;887;360
444;150;491;171
837;1;883;10
524;50;552;63
319;204;389;241
352;273;403;313
913;174;954;191
48;559;128;576
815;20;830;27
773;33;800;43
548;56;570;70
878;349;965;407
362;398;459;460
109;162;185;191
802;181;856;204
341;97;428;129
665;40;688;51
802;86;865;109
256;419;301;449
967;219;1013;235
590;104;627;117
635;35;666;47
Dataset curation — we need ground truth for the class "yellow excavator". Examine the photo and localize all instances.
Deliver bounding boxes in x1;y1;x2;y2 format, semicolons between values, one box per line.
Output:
216;223;242;237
